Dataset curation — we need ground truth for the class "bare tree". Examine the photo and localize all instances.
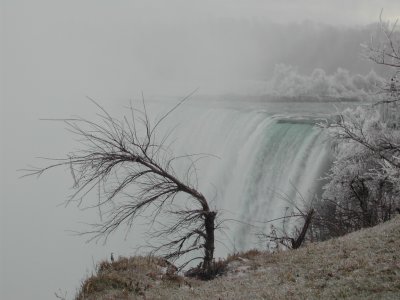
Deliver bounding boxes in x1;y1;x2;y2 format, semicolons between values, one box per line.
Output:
256;186;317;251
257;207;315;250
24;95;218;273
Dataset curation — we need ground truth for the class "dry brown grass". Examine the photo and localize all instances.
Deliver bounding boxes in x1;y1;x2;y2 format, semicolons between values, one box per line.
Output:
225;249;261;263
76;216;400;299
75;256;192;300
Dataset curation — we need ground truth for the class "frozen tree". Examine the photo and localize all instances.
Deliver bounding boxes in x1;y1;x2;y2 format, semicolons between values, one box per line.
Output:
315;107;400;238
268;64;384;101
315;14;400;239
363;11;400;70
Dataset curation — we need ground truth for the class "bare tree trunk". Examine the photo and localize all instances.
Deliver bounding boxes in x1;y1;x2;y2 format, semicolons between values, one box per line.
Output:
292;209;314;249
203;211;216;270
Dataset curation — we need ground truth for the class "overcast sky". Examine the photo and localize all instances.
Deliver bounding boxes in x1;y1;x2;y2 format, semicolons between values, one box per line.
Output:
1;1;400;299
3;1;400;37
4;0;399;25
120;0;400;25
3;0;399;97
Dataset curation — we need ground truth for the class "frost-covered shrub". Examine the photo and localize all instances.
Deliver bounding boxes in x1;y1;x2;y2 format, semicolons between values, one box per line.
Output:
268;64;384;101
312;15;400;240
314;106;400;240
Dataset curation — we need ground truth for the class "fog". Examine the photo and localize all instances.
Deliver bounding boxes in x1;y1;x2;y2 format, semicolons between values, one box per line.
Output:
2;0;400;299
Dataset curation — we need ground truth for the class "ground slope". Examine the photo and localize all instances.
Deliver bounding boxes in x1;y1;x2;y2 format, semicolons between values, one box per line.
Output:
77;216;400;299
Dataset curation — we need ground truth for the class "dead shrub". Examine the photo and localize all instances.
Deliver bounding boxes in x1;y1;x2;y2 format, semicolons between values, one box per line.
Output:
185;259;228;280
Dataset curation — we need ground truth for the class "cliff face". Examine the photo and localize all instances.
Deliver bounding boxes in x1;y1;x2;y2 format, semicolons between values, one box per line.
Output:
77;216;400;300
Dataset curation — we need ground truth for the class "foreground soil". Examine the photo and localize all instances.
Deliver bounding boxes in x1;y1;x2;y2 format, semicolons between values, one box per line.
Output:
77;216;400;299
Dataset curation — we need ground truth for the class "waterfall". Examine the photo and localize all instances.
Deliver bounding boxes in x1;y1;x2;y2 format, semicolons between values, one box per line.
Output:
146;100;332;255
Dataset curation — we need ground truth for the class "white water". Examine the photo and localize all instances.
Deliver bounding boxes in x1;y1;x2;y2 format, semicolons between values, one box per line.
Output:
146;100;333;255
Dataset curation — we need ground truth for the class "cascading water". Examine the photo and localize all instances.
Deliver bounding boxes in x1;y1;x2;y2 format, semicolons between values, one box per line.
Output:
146;99;332;257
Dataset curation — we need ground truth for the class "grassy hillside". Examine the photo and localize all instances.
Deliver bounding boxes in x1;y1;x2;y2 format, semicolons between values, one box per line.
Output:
76;216;400;299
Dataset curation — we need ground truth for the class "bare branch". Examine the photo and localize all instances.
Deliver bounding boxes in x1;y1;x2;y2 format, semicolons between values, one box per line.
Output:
24;96;218;273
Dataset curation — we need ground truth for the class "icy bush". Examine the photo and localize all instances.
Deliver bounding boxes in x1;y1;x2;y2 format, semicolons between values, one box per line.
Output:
314;106;400;239
268;64;384;101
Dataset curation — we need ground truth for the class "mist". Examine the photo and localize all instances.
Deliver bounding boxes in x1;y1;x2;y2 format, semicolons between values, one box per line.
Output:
2;1;400;299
